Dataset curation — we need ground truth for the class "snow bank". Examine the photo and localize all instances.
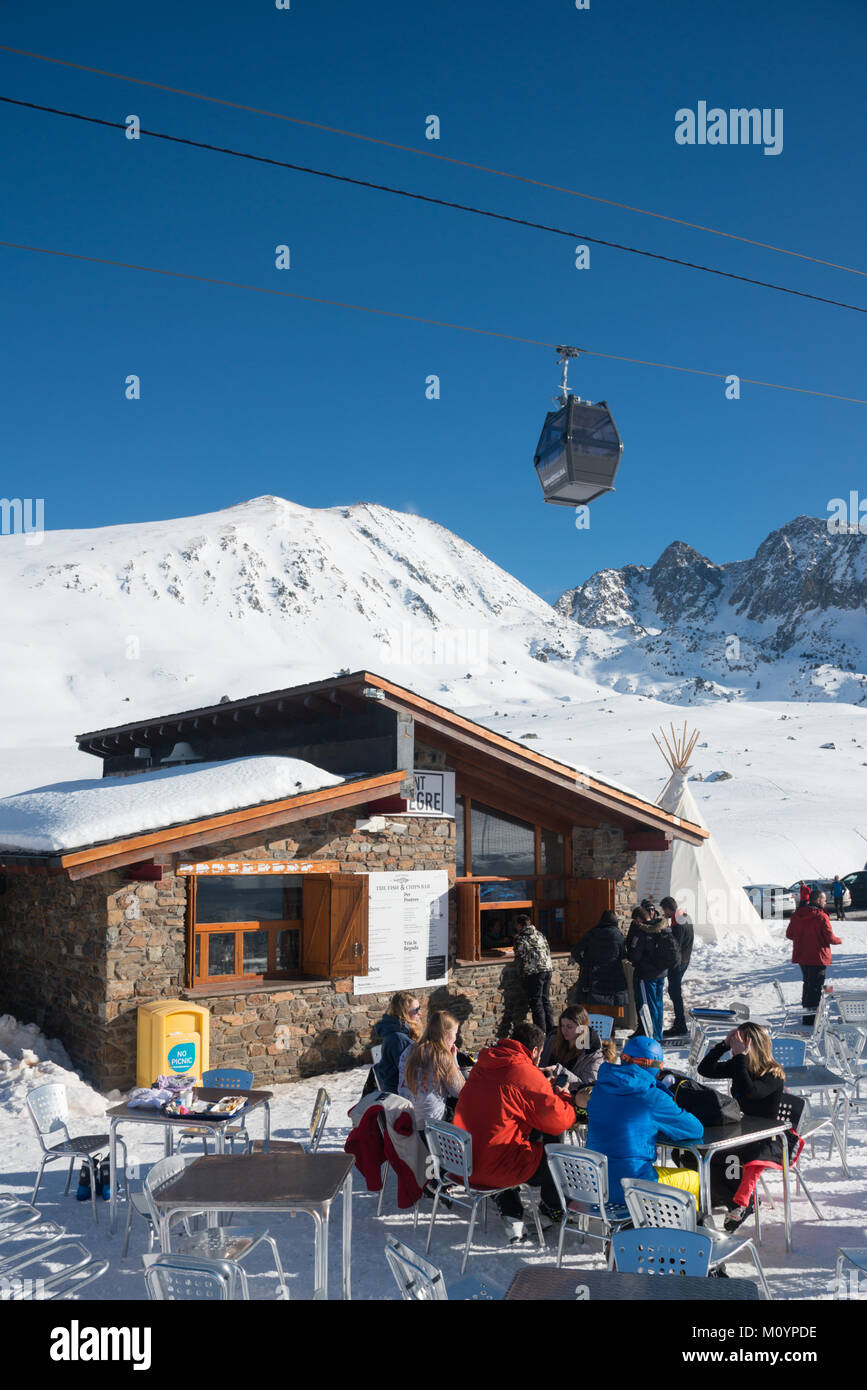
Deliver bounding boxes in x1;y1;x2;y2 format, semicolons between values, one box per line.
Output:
0;756;347;853
0;1015;106;1117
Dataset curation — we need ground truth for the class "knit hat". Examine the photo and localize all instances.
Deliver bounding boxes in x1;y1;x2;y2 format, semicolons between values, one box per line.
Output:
622;1036;664;1066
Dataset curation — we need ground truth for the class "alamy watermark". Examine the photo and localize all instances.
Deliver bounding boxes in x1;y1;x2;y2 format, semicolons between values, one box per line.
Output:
378;623;489;675
675;103;783;156
827;491;867;535
1;497;44;546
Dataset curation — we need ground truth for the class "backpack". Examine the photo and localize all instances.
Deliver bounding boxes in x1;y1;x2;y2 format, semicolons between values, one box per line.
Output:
661;1071;741;1126
649;929;681;973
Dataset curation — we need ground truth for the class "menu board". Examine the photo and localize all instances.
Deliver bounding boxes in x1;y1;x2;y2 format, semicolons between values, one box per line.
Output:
353;870;449;996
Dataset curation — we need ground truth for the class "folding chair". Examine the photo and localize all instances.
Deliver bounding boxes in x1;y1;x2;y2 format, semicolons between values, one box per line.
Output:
621;1177;771;1299
770;1036;808;1068
424;1120;545;1275
612;1228;713;1276
384;1236;505;1301
736;1092;827;1244
587;1013;614;1041
824;1028;866;1113
773;980;803;1028
544;1146;631;1268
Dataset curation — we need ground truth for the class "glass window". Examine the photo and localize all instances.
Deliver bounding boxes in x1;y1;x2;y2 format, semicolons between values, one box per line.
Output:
455;796;465;876
194;936;200;979
276;929;301;973
537;907;565;943
479;880;533;903
208;934;236;977
196;876;302;923
470;802;535;876
541;829;565;876
242;930;269;975
480;908;521;951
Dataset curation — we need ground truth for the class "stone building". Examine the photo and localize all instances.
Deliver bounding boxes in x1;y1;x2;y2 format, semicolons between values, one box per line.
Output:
0;672;706;1090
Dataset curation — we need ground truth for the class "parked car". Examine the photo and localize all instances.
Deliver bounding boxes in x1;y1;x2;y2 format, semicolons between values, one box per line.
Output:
841;871;867;911
744;884;798;919
787;879;852;911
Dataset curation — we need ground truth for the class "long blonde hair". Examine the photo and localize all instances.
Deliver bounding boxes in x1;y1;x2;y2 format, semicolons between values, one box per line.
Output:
387;991;422;1041
403;1011;459;1096
740;1023;785;1080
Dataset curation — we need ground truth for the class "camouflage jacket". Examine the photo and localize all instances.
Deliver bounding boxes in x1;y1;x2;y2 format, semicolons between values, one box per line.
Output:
513;924;553;976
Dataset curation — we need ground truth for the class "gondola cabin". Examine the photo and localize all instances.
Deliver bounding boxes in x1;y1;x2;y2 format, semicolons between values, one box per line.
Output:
534;395;624;506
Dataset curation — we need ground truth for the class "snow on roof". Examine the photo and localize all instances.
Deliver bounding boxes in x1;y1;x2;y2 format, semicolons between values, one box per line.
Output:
0;756;347;854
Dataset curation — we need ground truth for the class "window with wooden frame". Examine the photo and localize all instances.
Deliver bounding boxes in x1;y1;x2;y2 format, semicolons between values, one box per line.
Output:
455;796;613;960
187;872;368;986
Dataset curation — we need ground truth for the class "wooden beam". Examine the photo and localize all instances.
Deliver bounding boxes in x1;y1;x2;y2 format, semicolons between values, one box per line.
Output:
60;770;405;877
625;832;672;852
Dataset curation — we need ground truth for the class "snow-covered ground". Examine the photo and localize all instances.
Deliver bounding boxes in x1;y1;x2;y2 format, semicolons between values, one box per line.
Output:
2;920;865;1301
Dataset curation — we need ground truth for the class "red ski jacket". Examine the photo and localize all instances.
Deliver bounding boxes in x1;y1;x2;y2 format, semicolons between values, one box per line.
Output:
786;904;842;967
454;1039;576;1189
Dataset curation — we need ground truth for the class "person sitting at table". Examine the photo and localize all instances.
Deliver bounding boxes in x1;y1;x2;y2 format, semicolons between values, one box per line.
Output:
586;1035;704;1205
398;1010;466;1130
696;1022;792;1231
374;991;423;1094
454;1021;577;1243
539;1006;603;1105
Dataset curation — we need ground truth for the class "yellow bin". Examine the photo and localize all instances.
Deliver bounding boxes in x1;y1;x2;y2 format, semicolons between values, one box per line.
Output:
137;1000;210;1087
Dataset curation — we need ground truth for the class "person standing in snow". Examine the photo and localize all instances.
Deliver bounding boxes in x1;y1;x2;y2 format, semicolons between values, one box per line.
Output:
660;895;694;1039
786;890;842;1025
512;913;555;1034
626;908;680;1044
798;881;812;906
830;875;846;921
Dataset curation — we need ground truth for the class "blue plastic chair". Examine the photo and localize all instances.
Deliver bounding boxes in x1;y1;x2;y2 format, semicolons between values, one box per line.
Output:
612;1228;712;1276
178;1070;255;1156
770;1037;808;1068
587;1013;614;1040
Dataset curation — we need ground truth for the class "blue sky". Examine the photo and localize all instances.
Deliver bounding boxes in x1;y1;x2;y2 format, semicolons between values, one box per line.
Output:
2;0;865;601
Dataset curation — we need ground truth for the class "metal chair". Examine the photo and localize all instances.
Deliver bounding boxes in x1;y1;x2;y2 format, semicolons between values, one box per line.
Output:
25;1082;127;1224
1;1239;109;1300
740;1092;827;1243
370;1044;386;1091
177;1068;255;1155
587;1013;614;1041
621;1177;771;1299
144;1252;250;1300
143;1156;287;1292
836;996;867;1030
424;1119;545;1275
612;1228;713;1277
771;1036;808;1068
0;1221;66;1278
773;980;803;1028
544;1146;632;1268
0;1199;43;1235
685;1026;707;1080
384;1236;505;1301
249;1087;331;1155
824;1027;866;1112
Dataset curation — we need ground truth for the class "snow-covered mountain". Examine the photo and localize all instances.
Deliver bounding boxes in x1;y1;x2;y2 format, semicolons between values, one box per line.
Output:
1;497;865;883
555;516;867;704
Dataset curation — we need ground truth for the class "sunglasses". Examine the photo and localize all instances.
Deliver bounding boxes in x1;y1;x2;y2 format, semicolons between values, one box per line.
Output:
409;1007;421;1016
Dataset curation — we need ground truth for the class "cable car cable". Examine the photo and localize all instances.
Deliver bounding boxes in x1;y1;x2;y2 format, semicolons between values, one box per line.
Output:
2;236;865;406
3;96;865;318
1;43;864;281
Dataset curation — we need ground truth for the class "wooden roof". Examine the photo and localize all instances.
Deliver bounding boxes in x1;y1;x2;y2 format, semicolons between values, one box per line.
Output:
74;672;708;846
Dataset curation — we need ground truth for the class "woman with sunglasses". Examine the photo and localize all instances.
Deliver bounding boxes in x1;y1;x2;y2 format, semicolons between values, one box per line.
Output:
374;992;423;1094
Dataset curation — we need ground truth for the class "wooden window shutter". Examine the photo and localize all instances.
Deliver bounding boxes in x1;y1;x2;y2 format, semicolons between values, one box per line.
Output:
302;874;369;978
329;874;369;978
456;882;481;961
567;878;615;945
302;876;333;977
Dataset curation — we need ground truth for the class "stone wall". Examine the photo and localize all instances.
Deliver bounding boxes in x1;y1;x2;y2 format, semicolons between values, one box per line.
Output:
0;798;637;1090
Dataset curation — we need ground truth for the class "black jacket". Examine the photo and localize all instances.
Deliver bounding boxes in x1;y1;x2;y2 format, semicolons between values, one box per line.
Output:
571;922;628;1001
697;1043;783;1118
626;921;681;981
669;911;694;973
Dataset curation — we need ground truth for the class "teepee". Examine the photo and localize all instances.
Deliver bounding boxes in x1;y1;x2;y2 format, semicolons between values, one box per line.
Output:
636;723;770;946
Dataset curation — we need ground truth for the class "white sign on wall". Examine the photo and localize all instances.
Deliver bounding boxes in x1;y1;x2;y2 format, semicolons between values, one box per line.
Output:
407;769;455;818
353;870;449;996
